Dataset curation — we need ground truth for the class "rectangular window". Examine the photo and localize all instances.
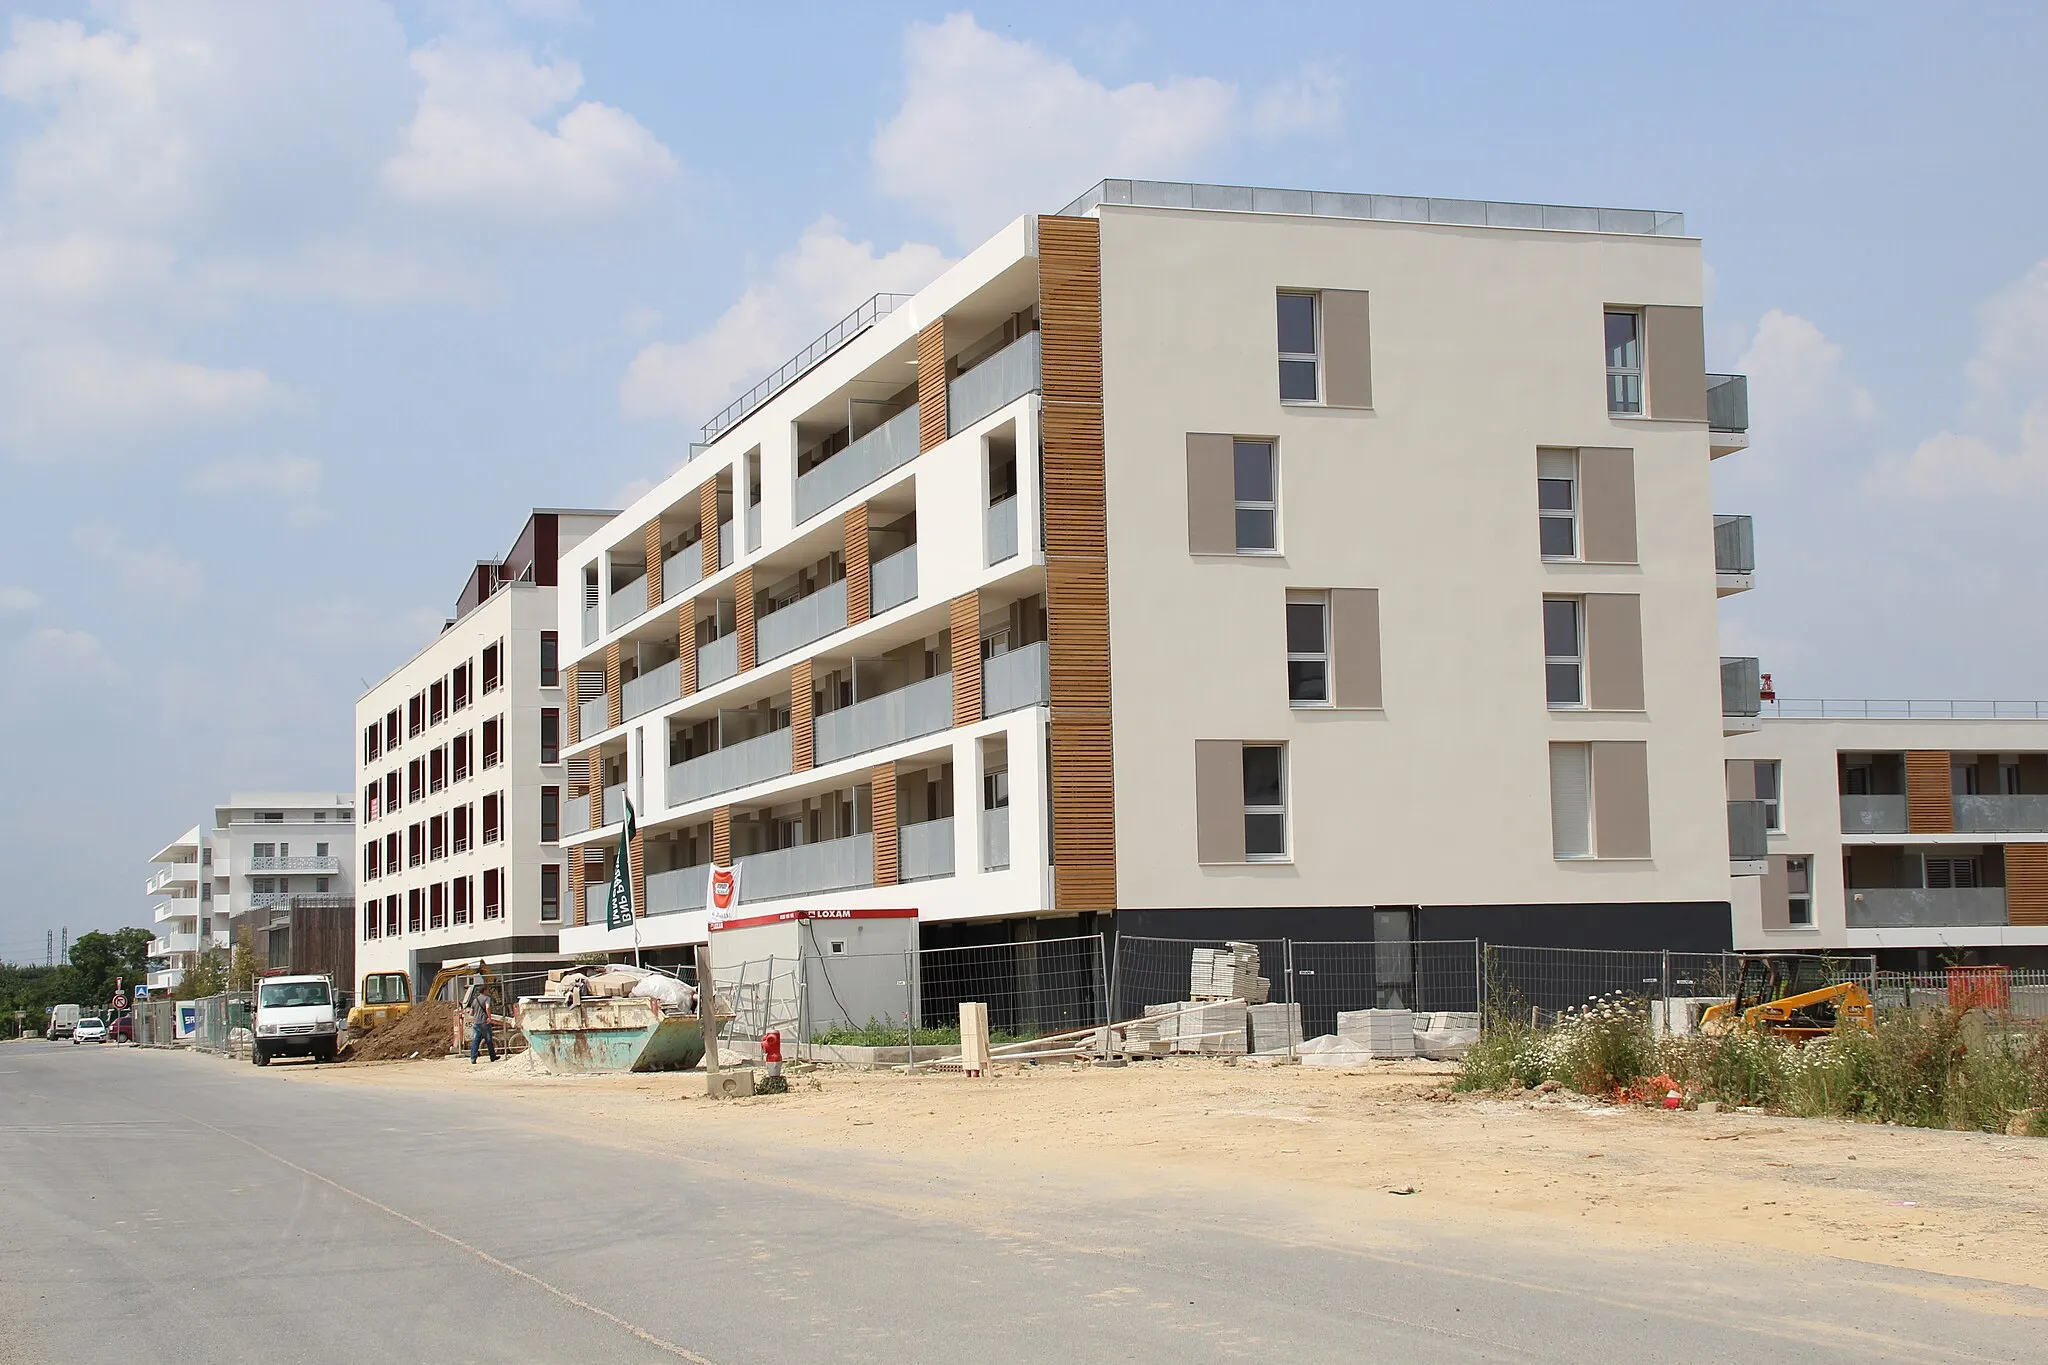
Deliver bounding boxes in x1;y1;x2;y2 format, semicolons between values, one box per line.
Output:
363;723;381;763
483;868;502;920
363;901;379;940
540;631;559;687
430;679;446;725
452;662;470;712
1277;292;1319;402
1286;593;1328;705
409;823;424;867
386;895;399;938
1242;743;1288;861
362;781;379;822
540;865;561;923
1549;742;1592;858
430;882;446;929
1925;856;1981;890
408;758;424;803
483;718;502;770
253;842;275;860
1543;597;1583;708
452;804;470;854
1605;309;1642;414
384;831;400;870
453;876;470;926
430;815;445;861
541;786;560;843
430;746;446;793
1786;855;1813;926
1234;440;1277;553
482;642;502;694
407;888;423;933
452;732;470;783
1755;760;1783;832
315;876;330;893
385;770;400;812
385;709;400;751
483;793;501;845
541;708;560;765
1538;450;1577;559
409;693;424;737
2005;763;2024;796
253;877;274;895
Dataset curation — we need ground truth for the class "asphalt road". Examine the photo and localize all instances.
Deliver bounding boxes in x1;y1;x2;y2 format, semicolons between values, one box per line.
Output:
2;1041;2042;1364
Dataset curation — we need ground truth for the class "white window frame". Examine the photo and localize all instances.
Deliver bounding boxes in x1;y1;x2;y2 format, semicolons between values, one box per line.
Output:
1755;760;1783;833
1785;855;1813;927
1277;291;1320;404
1605;308;1643;415
1232;438;1279;554
1285;591;1330;707
1543;596;1585;710
1242;742;1289;863
1537;450;1578;560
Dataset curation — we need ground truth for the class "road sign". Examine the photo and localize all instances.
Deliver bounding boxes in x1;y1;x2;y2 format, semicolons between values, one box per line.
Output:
112;992;127;1009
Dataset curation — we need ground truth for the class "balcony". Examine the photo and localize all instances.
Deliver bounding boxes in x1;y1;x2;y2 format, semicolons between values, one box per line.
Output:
900;818;955;881
795;405;921;524
582;603;599;647
580;694;608;739
948;331;1041;436
982;807;1010;871
602;784;627;826
246;891;352;910
667;729;794;807
1721;656;1761;732
1953;795;2048;834
622;657;682;721
814;672;953;767
741;831;875;903
758;578;849;664
646;864;711;917
565;793;593;838
697;633;740;689
746;503;761;552
663;542;705;602
986;496;1018;565
248;856;341;873
985;641;1050;715
870;546;918;615
1847;887;2008;930
154;902;198;925
1713;514;1753;596
1708;374;1749;457
718;520;734;571
144;866;198;896
1728;799;1768;874
148;932;201;956
608;573;648;633
1841;796;1908;835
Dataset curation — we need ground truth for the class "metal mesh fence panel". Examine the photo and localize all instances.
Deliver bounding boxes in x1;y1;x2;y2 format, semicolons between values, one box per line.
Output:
713;956;801;1043
1873;968;2048;1018
1109;936;1290;1025
918;935;1107;1041
1288;940;1480;1039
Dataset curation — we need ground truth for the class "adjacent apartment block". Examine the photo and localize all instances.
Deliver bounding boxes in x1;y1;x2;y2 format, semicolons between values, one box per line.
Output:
556;179;1757;962
354;510;613;995
1726;707;2048;967
143;824;218;991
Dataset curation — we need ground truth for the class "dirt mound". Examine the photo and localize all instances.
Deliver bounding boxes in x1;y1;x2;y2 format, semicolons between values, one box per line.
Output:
347;1000;458;1062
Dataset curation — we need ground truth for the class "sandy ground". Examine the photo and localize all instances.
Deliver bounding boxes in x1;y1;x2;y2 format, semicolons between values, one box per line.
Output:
282;1052;2048;1299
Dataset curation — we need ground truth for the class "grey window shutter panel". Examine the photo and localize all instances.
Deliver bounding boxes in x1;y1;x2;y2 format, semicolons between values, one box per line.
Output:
1194;741;1246;863
1321;289;1372;408
1576;446;1637;564
1185;433;1236;554
1643;305;1706;422
1583;593;1644;710
1760;853;1792;930
1591;740;1652;858
1329;588;1381;708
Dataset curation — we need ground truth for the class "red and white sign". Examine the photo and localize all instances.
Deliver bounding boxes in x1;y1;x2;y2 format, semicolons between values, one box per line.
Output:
706;863;742;922
710;906;917;933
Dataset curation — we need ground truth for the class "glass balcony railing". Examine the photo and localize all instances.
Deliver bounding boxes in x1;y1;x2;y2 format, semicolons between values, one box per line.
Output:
645;864;711;917
663;543;705;602
579;695;607;739
746;503;761;552
870;545;918;615
948;331;1040;436
981;807;1010;871
718;521;733;570
1847;887;2007;929
794;405;921;524
1727;800;1768;862
986;496;1018;565
621;657;682;720
1707;374;1749;433
813;672;953;767
740;832;875;903
1721;656;1761;717
667;729;794;807
696;633;740;690
757;578;848;663
601;784;626;826
900;818;955;881
984;641;1050;715
1840;795;1907;834
581;604;599;647
1953;795;2048;834
1713;514;1754;574
608;575;648;633
564;793;593;838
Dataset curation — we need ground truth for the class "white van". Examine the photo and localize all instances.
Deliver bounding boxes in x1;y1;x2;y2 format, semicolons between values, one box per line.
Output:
251;974;340;1066
48;1004;80;1040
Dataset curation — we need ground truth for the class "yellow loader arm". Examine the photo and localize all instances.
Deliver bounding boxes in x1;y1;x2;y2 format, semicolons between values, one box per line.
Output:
1700;981;1874;1040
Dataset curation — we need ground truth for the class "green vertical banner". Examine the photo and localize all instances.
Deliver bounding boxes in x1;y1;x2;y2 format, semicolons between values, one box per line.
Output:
606;797;637;931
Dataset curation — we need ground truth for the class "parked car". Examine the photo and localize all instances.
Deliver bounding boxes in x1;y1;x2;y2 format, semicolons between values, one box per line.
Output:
72;1017;107;1044
107;1013;134;1043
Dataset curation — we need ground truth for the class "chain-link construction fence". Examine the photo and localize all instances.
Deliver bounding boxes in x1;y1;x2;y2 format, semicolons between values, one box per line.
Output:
919;935;1108;1041
190;992;252;1057
1872;968;2048;1019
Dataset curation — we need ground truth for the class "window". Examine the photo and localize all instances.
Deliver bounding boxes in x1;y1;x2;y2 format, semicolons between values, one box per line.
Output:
540;865;561;923
363;902;379;940
1786;856;1813;927
316;841;328;858
385;895;399;938
541;786;560;843
452;662;470;712
1543;598;1583;708
1953;762;1981;796
540;632;559;688
430;882;446;929
364;843;379;880
984;769;1009;810
1605;310;1642;414
483;793;501;845
452;804;470;854
363;723;381;763
2005;763;2025;796
430;679;446;725
1277;292;1318;402
1924;856;1981;890
409;693;424;737
362;782;380;822
408;823;423;867
1286;594;1328;705
453;876;470;926
407;888;423;932
408;758;424;803
482;641;502;694
1755;760;1783;832
1242;744;1288;860
1234;440;1277;553
252;843;275;860
540;708;560;765
430;746;446;793
385;770;401;812
385;709;400;751
384;831;400;870
1549;742;1592;858
1538;450;1577;559
452;733;470;783
429;815;445;861
253;877;275;894
483;718;502;770
257;811;282;823
315;877;330;893
483;868;502;920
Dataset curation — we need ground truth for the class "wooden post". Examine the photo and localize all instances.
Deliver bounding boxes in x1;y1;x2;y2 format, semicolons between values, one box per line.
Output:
960;1001;990;1078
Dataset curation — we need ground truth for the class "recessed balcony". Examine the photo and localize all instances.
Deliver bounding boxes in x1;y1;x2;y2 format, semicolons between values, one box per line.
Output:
814;672;953;767
740;830;876;903
667;729;794;808
247;856;340;873
758;578;849;664
947;331;1040;436
795;405;921;525
1847;887;2008;930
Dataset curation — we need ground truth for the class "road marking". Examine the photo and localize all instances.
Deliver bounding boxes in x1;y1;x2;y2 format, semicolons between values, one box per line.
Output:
169;1110;718;1364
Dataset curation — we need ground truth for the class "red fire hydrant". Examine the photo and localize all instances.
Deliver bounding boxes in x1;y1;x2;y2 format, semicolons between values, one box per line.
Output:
762;1030;783;1083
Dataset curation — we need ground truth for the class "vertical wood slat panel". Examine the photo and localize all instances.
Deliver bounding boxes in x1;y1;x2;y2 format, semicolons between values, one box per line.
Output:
845;504;871;626
872;763;899;887
643;518;662;607
791;659;814;773
678;600;697;696
1905;751;1954;833
917;319;948;452
2007;844;2048;926
699;481;720;580
565;665;582;745
735;566;756;673
1038;215;1116;912
571;868;584;927
950;592;983;726
605;643;622;729
712;807;731;867
630;830;645;921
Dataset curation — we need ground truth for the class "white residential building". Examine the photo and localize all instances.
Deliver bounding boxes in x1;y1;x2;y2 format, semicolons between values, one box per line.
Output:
143;824;215;991
553;179;1758;963
354;510;613;996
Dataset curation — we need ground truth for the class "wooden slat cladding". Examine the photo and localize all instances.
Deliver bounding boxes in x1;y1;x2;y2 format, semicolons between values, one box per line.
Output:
917;320;948;452
699;481;720;580
605;643;622;729
845;504;872;626
950;592;983;725
2007;844;2048;926
791;659;814;773
1905;751;1954;833
678;604;697;696
565;666;582;745
630;830;646;921
643;519;662;607
872;763;899;887
712;807;731;867
735;567;756;673
1037;215;1116;912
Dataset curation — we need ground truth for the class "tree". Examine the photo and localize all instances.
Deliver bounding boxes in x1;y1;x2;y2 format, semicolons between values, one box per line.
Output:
68;929;153;1005
176;947;227;1000
228;928;260;992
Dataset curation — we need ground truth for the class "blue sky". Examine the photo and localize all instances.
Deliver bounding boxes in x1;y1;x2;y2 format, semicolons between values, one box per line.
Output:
1;1;2045;956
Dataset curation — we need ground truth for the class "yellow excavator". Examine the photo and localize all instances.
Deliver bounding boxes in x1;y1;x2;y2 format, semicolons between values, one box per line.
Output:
1699;955;1875;1040
347;961;498;1034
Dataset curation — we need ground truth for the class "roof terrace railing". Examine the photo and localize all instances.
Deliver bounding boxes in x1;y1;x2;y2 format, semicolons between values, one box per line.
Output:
1057;179;1686;237
698;292;915;447
1763;699;2048;720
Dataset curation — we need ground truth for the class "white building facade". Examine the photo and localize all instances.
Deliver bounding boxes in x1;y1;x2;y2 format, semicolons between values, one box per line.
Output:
556;181;1757;962
142;824;214;991
353;511;612;995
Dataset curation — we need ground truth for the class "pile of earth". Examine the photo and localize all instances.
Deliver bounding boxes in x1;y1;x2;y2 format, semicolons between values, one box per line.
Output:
346;1000;459;1063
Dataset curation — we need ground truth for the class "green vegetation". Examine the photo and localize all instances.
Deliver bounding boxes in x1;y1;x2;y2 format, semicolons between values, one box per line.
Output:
809;1018;1047;1048
0;929;156;1033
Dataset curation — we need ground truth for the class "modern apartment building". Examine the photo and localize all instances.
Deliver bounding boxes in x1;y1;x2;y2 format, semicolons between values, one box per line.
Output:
143;824;217;990
555;179;1757;962
1726;707;2048;966
354;510;613;993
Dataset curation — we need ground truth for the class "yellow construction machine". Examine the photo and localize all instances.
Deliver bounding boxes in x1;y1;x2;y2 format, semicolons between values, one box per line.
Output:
1699;955;1875;1041
346;961;498;1034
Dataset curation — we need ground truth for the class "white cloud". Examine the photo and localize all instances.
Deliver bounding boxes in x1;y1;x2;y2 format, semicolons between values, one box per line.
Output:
187;454;321;497
2;347;280;449
1965;259;2048;419
383;42;677;219
872;13;1237;242
14;626;118;683
0;585;41;614
1877;401;2048;498
71;522;205;609
1251;61;1343;135
1728;310;1878;484
621;219;951;422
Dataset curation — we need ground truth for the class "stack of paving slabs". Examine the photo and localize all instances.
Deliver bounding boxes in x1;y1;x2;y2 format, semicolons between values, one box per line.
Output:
1170;999;1249;1055
1336;1008;1416;1058
1247;1002;1303;1054
1123;1004;1178;1057
1190;943;1265;1001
